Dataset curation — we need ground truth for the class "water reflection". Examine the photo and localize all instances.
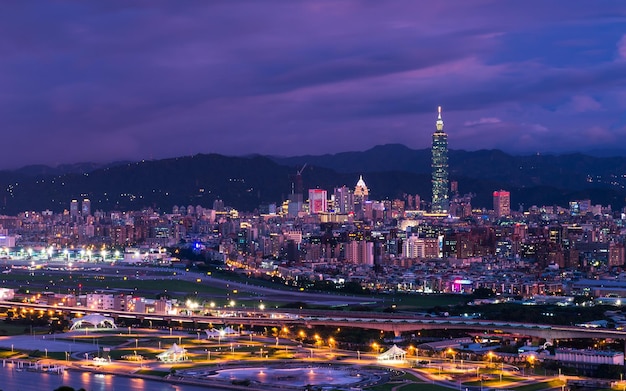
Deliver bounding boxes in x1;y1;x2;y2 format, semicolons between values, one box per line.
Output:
0;363;216;391
206;366;362;387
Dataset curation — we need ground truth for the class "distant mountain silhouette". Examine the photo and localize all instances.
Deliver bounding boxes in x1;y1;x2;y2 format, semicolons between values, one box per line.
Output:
0;146;624;214
10;161;132;177
584;148;626;158
272;144;626;192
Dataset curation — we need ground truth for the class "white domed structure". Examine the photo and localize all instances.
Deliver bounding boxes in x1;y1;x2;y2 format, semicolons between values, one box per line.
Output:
354;175;369;198
70;314;117;330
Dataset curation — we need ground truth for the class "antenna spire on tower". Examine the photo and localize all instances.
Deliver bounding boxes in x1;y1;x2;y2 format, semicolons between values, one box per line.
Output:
436;106;444;131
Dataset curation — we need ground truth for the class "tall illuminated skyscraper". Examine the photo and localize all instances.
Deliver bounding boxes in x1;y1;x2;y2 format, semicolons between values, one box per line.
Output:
493;190;511;217
431;106;449;213
81;198;91;216
70;199;79;219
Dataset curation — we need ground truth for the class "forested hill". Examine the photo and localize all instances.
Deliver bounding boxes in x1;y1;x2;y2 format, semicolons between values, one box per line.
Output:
0;145;624;214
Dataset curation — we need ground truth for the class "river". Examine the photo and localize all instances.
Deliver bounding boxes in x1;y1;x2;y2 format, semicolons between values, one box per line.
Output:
0;363;220;391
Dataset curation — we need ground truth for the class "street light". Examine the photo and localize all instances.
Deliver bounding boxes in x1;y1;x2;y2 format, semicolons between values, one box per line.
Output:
447;348;456;363
528;354;535;375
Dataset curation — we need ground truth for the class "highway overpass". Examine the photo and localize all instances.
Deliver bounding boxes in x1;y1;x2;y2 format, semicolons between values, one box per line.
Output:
1;300;625;342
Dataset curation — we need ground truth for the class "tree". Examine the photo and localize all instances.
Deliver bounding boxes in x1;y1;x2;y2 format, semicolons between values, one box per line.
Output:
472;287;495;299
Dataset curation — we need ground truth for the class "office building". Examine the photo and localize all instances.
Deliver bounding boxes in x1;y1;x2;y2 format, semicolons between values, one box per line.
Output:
431;106;449;213
334;186;354;214
493;190;511;217
81;198;91;216
70;199;79;219
308;189;327;214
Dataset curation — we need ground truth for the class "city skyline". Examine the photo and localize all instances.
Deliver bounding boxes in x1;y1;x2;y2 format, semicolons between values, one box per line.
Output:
1;1;625;169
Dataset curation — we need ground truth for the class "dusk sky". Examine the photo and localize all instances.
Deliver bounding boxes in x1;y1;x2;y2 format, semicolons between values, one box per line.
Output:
2;1;626;169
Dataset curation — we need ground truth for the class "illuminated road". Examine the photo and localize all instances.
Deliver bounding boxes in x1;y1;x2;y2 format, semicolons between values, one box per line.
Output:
1;260;380;306
2;300;625;341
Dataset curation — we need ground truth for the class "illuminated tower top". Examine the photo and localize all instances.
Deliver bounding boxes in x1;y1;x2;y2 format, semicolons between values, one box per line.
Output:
354;175;369;198
355;175;368;195
436;106;444;132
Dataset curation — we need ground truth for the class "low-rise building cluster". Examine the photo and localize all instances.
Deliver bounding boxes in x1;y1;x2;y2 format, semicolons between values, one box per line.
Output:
0;177;625;302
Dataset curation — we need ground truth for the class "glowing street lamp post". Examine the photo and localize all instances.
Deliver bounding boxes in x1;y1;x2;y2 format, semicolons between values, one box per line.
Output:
447;348;456;364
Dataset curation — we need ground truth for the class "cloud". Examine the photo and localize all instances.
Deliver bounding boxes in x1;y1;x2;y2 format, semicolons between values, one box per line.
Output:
584;126;616;143
464;117;502;127
618;35;626;61
564;95;602;113
1;1;626;167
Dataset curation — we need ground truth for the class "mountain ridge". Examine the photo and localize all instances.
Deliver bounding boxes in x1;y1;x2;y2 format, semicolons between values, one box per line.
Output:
0;145;624;215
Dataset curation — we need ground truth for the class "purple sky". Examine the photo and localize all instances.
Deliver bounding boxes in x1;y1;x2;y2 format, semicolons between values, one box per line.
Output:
1;1;626;169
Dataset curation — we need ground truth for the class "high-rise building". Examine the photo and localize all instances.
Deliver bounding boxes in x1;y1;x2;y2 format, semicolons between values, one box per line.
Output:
354;175;369;200
81;198;91;216
354;175;369;218
333;186;354;214
288;166;306;216
493;190;511;217
308;189;327;214
344;240;374;265
431;106;449;213
70;199;79;219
